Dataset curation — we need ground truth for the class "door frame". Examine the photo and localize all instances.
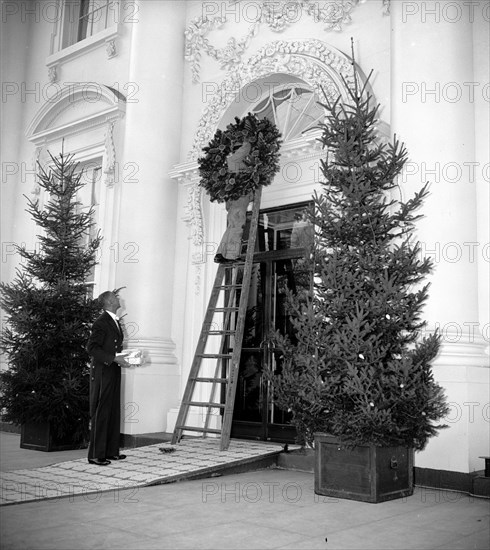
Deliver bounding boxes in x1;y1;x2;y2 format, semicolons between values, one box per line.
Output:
231;202;312;443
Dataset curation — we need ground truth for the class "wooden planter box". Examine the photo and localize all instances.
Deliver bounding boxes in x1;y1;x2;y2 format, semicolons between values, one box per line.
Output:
314;433;414;503
277;446;315;472
20;422;86;452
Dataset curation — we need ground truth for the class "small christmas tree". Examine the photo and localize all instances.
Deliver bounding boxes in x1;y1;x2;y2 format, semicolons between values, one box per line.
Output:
268;62;449;450
0;151;102;445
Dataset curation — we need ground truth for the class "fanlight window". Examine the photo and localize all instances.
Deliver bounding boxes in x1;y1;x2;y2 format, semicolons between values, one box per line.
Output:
251;85;324;142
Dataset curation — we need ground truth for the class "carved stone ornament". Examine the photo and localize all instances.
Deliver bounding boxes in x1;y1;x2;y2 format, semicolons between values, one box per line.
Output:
185;0;390;82
190;38;356;160
106;39;117;58
103;121;117;187
183;169;204;249
30;146;43;197
169;38;361;294
48;65;58;83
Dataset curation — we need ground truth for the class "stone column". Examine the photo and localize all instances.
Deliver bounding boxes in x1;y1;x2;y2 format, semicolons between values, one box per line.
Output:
116;0;187;435
390;0;489;475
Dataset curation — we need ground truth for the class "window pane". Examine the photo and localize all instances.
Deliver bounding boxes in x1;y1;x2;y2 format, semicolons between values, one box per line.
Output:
77;0;90;41
262;205;313;252
252;85;324;142
62;0;116;48
74;162;101;286
242;204;313;253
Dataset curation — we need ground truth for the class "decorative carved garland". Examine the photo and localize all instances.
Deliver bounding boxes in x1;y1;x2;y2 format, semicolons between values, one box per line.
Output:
198;113;281;203
185;0;391;82
170;39;366;286
190;39;356;159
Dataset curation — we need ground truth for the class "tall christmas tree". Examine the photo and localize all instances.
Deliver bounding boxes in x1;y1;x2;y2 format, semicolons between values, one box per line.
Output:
268;62;449;450
0;151;102;445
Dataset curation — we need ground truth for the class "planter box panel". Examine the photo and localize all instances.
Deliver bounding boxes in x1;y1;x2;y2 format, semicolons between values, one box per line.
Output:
20;422;86;452
20;422;51;451
377;446;411;490
277;448;315;472
319;460;372;494
323;444;371;467
314;434;414;503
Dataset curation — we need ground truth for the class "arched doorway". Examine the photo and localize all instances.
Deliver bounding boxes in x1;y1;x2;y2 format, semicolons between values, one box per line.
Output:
231;201;313;442
228;81;319;442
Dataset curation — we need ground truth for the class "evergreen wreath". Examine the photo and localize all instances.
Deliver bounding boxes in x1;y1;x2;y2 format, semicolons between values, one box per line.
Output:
198;113;282;203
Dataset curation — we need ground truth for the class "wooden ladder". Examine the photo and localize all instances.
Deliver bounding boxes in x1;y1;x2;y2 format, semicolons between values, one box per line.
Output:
171;188;262;451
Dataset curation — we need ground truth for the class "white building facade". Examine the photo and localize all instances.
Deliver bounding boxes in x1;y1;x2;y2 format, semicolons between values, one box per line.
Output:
1;0;489;489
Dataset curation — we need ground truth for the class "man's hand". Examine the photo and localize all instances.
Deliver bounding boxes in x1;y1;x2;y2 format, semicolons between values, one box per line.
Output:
114;355;130;368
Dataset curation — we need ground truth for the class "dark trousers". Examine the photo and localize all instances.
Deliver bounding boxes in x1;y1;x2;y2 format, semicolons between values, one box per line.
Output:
88;362;121;459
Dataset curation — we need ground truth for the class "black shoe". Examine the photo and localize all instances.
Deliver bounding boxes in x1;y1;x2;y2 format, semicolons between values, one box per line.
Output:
88;458;111;466
214;254;236;264
159;447;176;454
107;454;126;460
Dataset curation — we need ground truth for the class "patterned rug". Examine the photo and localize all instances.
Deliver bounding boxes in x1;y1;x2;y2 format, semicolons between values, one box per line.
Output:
0;439;284;506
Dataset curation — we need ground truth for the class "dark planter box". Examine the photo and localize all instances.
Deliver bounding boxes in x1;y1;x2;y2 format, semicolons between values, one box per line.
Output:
20;422;87;452
314;433;414;503
277;447;315;472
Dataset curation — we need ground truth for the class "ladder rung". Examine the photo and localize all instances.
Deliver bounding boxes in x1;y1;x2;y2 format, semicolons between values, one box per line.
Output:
186;401;225;409
197;353;232;359
212;307;239;312
175;425;222;434
215;284;242;290
206;330;235;335
194;377;228;383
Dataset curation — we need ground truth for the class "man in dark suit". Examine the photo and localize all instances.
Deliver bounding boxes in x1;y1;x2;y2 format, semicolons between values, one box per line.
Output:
87;290;129;466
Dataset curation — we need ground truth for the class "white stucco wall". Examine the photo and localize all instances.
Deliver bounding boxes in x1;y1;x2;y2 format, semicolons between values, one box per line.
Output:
389;0;489;473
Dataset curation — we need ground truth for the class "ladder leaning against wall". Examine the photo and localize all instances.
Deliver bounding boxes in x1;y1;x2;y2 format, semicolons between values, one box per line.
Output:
171;188;262;451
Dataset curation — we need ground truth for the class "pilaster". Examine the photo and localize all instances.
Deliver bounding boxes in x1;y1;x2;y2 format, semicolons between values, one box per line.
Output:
390;0;489;474
116;0;187;434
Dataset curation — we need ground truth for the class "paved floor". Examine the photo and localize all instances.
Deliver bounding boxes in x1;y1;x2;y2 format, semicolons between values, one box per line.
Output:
0;434;282;506
1;432;489;550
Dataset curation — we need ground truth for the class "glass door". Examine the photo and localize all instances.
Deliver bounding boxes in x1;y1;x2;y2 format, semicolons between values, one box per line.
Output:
231;203;312;443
